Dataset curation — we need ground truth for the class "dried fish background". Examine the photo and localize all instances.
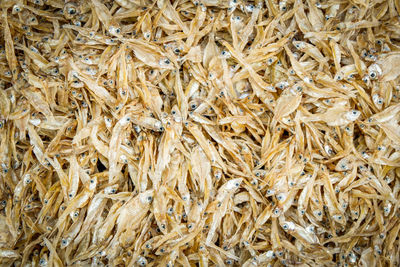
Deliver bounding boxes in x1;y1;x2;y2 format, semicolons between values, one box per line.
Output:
1;0;400;266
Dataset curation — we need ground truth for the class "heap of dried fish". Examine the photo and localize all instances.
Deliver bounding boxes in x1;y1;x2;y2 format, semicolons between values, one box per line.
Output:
1;0;400;266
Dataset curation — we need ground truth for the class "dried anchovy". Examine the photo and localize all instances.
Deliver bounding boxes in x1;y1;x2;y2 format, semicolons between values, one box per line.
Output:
0;0;400;266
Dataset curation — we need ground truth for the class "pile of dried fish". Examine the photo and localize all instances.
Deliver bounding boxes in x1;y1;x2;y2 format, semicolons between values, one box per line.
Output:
1;0;400;266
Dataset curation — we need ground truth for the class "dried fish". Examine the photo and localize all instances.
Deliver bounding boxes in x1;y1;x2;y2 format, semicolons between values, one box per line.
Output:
0;0;400;266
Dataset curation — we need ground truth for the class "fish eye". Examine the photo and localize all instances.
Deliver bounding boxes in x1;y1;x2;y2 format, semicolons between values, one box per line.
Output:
164;59;170;64
370;72;376;78
147;196;152;202
74;211;79;217
116;28;121;34
68;8;76;15
384;207;389;212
